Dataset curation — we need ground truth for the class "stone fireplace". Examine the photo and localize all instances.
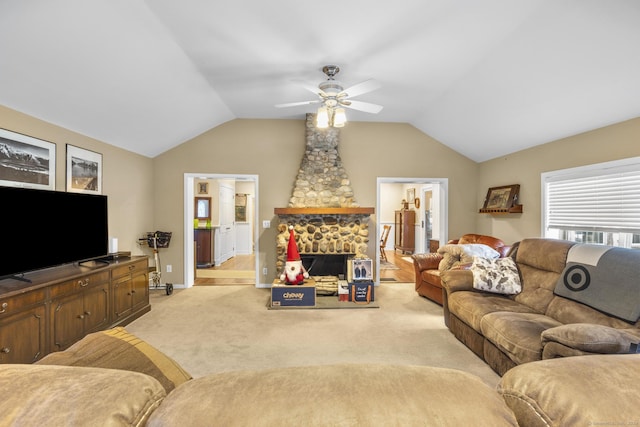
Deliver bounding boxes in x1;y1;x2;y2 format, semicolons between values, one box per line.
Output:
275;114;374;285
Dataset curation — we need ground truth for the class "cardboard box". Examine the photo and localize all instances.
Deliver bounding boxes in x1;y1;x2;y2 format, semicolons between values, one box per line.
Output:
271;283;316;307
349;281;375;303
338;280;349;302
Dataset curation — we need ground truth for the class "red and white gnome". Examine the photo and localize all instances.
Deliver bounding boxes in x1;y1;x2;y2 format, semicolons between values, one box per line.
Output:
280;225;309;285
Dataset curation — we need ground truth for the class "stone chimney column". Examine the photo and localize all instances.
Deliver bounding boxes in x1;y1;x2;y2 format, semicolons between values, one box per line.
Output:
288;114;358;208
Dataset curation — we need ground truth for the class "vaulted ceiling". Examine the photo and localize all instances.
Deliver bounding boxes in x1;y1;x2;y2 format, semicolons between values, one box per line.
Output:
1;1;639;161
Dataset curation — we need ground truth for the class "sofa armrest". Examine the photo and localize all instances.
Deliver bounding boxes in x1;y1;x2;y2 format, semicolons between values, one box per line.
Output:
411;253;443;272
541;323;640;355
440;269;475;294
498;354;640;427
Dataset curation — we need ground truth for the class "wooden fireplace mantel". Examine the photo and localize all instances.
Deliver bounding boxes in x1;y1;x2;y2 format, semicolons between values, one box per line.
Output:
274;207;375;215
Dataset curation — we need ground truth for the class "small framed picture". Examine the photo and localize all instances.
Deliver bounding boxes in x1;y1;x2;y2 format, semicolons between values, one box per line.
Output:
0;128;56;190
406;188;416;205
351;258;373;281
66;144;102;194
198;182;209;194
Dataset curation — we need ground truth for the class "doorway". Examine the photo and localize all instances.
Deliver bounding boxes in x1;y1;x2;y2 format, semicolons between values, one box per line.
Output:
183;173;259;288
376;177;448;283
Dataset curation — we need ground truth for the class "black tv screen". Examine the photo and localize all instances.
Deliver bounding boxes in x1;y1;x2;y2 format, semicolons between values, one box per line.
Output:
0;186;108;279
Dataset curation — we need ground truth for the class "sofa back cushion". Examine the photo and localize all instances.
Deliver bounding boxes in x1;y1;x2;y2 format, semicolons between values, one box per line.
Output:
37;327;192;393
458;234;510;257
513;239;574;313
0;364;165;426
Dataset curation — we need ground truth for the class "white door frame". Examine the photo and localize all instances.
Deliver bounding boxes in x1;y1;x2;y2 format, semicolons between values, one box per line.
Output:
376;177;448;284
183;173;259;288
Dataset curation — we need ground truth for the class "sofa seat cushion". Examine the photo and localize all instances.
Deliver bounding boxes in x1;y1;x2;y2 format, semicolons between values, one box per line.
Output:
36;327;192;393
421;269;442;287
481;312;563;365
147;364;518;427
498;354;640;427
541;323;640;354
0;364;165;426
448;291;538;332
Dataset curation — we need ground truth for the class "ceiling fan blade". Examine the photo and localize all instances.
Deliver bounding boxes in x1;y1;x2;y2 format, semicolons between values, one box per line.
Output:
342;100;383;114
275;100;321;108
340;79;381;98
293;79;327;97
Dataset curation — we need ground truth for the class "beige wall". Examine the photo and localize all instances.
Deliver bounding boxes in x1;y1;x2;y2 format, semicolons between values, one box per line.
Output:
152;119;478;285
477;117;640;245
0;105;155;257
6;101;638;285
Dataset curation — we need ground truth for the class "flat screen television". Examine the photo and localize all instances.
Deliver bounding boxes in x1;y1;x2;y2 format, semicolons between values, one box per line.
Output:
0;186;108;280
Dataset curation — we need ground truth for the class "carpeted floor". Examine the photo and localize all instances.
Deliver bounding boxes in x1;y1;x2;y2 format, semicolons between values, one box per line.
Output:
126;283;500;387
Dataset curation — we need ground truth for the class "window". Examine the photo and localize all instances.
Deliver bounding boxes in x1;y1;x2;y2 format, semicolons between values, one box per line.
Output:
542;157;640;248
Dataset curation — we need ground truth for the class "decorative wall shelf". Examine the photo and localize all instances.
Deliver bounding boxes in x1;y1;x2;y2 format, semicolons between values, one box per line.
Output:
479;204;523;214
479;184;522;215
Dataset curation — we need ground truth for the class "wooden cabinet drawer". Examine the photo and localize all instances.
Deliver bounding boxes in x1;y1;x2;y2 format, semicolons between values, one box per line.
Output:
112;259;148;279
50;271;110;298
0;289;46;317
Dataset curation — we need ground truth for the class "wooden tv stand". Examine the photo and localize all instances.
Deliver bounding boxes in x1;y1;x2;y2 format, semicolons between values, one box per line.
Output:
0;256;150;364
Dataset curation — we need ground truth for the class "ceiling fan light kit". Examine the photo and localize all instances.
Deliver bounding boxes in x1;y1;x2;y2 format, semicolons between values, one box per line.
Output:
276;64;383;128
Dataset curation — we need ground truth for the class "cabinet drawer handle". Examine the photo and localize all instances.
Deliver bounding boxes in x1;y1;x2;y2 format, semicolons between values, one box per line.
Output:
0;303;7;314
78;279;89;287
131;290;136;294
84;311;91;316
78;314;85;319
1;347;10;354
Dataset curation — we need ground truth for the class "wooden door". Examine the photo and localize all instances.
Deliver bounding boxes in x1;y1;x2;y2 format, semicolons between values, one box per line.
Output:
84;284;110;334
218;183;236;263
0;306;46;363
50;292;85;351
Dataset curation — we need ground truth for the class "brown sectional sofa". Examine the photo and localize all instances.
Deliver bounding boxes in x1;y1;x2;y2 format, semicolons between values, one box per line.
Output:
2;328;519;427
3;320;640;425
441;237;640;376
412;233;510;305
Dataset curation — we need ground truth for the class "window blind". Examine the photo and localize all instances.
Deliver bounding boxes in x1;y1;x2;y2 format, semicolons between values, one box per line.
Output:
546;169;640;233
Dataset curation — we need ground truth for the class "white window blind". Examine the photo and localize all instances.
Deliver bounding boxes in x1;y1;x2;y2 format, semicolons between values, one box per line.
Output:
545;166;640;233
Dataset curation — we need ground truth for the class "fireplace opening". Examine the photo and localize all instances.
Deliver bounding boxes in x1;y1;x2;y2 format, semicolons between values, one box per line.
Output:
301;254;351;278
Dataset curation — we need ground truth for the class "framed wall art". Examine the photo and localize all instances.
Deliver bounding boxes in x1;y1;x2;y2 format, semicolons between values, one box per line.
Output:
66;144;102;194
482;184;520;210
406;188;416;206
198;182;209;194
0;128;56;190
351;258;373;281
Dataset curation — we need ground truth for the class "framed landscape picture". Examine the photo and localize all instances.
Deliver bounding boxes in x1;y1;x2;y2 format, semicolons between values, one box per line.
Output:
482;184;520;210
0;128;56;190
66;144;102;194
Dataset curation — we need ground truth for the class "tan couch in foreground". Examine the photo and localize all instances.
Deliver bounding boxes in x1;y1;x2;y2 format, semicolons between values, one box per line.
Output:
2;328;517;426
3;327;640;426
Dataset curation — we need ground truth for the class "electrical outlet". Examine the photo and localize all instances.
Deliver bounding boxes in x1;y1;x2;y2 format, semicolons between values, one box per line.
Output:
166;265;172;273
263;267;268;276
262;220;271;229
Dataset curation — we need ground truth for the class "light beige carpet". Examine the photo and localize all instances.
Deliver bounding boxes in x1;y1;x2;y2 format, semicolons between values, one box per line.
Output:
127;283;500;387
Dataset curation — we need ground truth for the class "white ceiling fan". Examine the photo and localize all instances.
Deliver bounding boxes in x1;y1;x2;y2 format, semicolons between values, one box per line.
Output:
275;65;383;115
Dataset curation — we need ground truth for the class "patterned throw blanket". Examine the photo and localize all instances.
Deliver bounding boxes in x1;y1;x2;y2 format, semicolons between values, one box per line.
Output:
554;244;640;323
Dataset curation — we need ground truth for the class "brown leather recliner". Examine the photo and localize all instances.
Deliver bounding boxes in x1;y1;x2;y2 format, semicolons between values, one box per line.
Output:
411;233;510;305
